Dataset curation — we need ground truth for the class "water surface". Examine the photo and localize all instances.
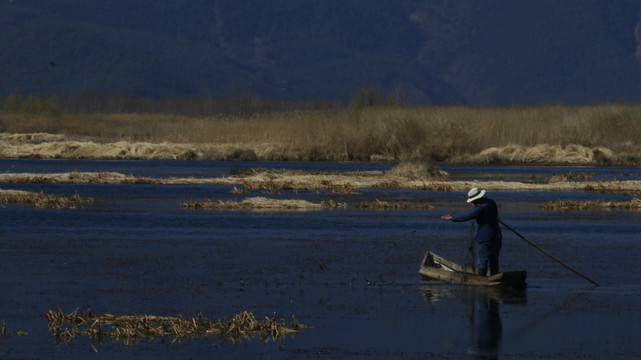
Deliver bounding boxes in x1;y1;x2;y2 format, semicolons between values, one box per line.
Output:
0;160;639;359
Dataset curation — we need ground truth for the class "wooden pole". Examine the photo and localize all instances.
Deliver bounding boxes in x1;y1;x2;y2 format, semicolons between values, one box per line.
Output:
499;219;599;286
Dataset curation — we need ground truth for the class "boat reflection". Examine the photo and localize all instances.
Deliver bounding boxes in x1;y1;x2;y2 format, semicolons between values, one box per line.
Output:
421;285;526;359
469;292;502;359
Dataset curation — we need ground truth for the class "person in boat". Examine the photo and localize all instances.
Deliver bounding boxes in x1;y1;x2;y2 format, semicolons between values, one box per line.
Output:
440;188;502;276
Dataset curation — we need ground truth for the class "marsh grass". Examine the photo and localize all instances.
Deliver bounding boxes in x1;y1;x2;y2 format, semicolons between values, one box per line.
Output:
0;189;93;209
355;199;435;210
182;197;434;210
540;198;641;210
1;104;640;163
183;197;324;210
585;183;641;197
46;308;305;345
547;172;596;183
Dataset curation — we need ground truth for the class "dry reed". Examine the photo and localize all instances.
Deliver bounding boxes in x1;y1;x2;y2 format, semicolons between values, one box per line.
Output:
355;199;434;210
540;198;641;210
0;321;28;337
46;308;306;345
3;169;641;196
547;172;596;183
0;189;93;209
183;197;324;210
584;183;641;197
2;103;641;164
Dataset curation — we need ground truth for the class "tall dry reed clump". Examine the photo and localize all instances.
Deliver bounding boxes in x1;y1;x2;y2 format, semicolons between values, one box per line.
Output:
1;104;640;163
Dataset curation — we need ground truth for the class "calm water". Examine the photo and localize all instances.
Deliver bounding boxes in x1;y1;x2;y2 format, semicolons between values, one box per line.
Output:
0;160;640;359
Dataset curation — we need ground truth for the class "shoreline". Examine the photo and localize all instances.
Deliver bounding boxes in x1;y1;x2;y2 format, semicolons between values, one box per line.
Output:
0;132;638;166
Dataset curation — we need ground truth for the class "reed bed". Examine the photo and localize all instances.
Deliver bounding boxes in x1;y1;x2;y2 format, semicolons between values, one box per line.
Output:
46;308;305;345
2;103;641;164
2;169;641;195
540;198;641;210
547;171;596;183
183;197;324;210
355;199;435;210
0;172;161;184
183;197;436;210
584;183;641;197
0;189;93;209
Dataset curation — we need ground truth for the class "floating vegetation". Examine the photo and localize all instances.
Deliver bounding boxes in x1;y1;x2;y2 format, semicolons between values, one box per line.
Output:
325;182;357;194
0;172;162;185
1;321;28;337
2;170;641;197
0;189;93;209
46;308;306;345
547;172;596;183
183;197;437;210
229;167;269;176
385;162;448;179
355;199;435;210
540;198;641;210
238;177;358;194
584;183;641;196
183;196;324;210
411;182;457;191
320;199;348;208
229;186;248;194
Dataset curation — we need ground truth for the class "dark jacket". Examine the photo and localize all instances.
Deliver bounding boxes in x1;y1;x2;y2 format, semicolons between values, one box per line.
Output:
451;198;502;245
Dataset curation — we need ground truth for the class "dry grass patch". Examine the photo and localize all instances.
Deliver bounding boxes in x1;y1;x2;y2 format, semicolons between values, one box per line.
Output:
0;189;93;209
385;162;448;179
584;183;641;196
183;197;324;210
2;170;641;196
46;308;306;345
320;199;348;208
183;197;435;211
547;172;596;183
355;199;435;210
540;198;641;210
0;172;157;184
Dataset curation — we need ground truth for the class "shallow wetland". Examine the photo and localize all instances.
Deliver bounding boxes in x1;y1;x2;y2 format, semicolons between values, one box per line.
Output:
0;159;640;359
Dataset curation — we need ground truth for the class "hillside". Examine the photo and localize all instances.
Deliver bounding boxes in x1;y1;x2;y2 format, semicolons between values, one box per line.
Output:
2;0;641;105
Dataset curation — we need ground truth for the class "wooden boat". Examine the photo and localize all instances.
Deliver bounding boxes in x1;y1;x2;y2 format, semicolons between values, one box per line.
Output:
419;251;527;287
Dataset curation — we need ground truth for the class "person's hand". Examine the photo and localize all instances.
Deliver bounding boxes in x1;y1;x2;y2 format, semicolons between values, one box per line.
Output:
440;215;452;221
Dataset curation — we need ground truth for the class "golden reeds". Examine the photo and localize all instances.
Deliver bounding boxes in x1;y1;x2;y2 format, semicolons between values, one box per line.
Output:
182;197;324;210
183;196;437;210
46;308;306;345
3;169;641;197
540;198;641;210
547;172;596;183
2;103;641;164
584;183;641;197
355;199;434;210
0;189;93;209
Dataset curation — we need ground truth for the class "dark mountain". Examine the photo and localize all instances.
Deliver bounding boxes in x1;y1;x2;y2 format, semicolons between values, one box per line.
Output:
2;0;641;105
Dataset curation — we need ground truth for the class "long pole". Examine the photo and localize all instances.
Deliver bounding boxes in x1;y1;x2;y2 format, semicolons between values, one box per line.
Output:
499;219;599;286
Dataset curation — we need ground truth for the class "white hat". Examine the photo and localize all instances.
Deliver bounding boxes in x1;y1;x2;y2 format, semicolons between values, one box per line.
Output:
466;188;486;203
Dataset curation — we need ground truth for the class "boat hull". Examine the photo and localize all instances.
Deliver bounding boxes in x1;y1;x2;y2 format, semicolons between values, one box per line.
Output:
419;251;526;287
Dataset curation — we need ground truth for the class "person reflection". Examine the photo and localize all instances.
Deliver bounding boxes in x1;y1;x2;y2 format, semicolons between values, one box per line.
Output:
469;293;502;359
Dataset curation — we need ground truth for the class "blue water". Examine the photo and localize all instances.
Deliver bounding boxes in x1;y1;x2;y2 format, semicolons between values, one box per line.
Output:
0;160;640;359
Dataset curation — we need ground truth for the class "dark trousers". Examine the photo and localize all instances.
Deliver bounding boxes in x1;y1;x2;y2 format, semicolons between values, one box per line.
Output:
477;241;502;276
